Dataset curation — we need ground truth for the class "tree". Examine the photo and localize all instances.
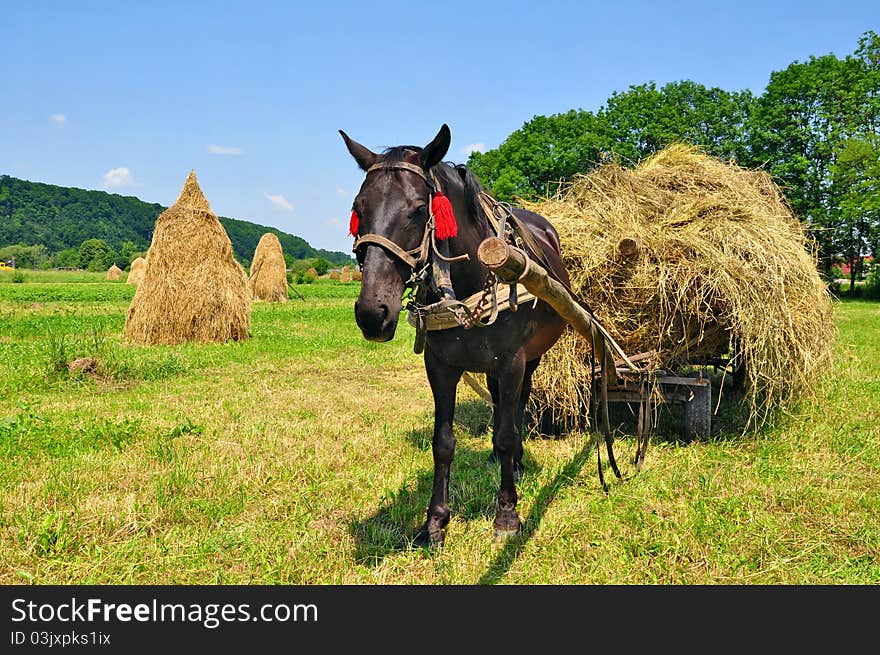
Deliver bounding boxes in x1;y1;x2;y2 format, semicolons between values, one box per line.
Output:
467;81;752;202
0;244;49;269
54;247;80;269
313;258;332;276
78;238;112;271
749;52;865;273
831;136;880;291
603;80;753;165
468;110;613;202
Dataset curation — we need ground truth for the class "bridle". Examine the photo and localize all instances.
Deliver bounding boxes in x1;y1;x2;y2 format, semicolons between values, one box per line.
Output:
351;160;469;292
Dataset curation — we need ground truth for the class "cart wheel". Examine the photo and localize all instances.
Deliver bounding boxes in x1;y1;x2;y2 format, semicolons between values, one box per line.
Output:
683;379;711;442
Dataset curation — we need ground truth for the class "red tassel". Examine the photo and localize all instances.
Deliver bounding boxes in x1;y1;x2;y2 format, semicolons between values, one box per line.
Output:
349;209;359;237
432;192;457;240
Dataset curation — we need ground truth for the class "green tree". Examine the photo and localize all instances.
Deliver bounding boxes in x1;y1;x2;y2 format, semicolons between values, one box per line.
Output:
78;238;112;271
54;247;80;268
748;52;864;273
119;240;140;264
313;258;331;276
467;81;752;202
831;136;880;291
0;243;49;269
603;80;753;164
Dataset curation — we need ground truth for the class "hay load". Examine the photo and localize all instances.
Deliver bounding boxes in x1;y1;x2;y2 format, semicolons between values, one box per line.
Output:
523;144;835;430
124;170;251;345
107;264;122;280
127;256;147;285
249;232;288;302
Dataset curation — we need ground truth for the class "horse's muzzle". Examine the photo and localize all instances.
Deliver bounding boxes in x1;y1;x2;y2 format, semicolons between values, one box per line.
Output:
354;299;399;342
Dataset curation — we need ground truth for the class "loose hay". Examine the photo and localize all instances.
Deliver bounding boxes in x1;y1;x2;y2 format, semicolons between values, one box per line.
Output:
106;264;122;281
249;233;288;302
124;170;251;345
523;144;836;431
126;256;147;286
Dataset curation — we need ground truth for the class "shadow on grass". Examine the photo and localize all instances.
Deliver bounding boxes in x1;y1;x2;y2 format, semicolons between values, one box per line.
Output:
479;437;595;585
351;400;551;566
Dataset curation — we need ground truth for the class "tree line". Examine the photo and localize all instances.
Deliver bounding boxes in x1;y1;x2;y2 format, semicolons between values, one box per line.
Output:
0;176;353;271
467;30;880;290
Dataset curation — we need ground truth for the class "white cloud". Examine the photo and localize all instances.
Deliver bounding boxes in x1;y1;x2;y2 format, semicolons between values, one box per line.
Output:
335;187;350;198
324;217;343;227
460;142;485;156
50;113;68;126
264;192;294;212
101;166;136;190
207;144;245;155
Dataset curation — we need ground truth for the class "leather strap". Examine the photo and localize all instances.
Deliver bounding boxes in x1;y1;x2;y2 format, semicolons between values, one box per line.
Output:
352;233;422;269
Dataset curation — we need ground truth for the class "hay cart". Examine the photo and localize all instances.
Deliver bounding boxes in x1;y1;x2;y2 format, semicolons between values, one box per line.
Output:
477;236;713;442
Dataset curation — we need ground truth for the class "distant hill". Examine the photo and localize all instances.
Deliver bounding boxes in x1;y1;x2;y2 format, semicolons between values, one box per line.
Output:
0;175;352;265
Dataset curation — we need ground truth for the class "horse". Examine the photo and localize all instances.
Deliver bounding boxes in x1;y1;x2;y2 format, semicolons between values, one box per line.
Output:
340;124;572;546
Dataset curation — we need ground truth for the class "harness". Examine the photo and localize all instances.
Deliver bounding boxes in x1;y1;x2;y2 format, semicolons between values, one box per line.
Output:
353;159;632;491
351;161;540;354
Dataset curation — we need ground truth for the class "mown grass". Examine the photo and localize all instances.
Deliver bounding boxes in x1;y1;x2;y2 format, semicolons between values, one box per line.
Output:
0;274;877;584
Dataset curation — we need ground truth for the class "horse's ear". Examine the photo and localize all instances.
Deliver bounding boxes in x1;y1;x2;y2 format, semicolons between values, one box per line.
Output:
339;130;378;172
420;124;451;170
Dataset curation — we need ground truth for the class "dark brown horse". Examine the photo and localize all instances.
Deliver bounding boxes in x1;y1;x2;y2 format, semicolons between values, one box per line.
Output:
340;124;570;545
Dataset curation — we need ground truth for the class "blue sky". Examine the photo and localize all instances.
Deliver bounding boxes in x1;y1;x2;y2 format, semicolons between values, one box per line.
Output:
2;1;877;256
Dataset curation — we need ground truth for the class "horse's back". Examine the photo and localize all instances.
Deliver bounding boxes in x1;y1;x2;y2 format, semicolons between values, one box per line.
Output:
511;207;570;286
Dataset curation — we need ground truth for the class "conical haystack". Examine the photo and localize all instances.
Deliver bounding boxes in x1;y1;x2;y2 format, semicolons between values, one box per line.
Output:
127;256;147;285
249;233;288;302
107;264;122;280
124;170;251;345
523;144;835;431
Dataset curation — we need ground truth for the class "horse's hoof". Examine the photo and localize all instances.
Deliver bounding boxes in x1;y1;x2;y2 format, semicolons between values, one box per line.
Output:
493;509;521;541
493;525;521;541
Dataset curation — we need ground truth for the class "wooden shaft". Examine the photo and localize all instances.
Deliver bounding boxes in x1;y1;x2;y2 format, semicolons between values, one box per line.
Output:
477;237;639;372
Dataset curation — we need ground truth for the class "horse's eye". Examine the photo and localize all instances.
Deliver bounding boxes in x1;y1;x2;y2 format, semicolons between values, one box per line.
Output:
411;205;427;220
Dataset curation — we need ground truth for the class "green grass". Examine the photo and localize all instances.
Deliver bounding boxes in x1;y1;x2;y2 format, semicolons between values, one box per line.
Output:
0;272;877;584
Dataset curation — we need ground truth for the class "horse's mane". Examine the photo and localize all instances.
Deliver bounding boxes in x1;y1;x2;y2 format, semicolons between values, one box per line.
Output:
380;146;489;229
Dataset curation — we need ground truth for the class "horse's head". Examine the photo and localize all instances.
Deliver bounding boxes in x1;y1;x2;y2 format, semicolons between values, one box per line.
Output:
339;124;451;342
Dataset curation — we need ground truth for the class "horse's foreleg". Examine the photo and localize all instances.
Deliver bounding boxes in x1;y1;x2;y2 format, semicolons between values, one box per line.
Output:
414;349;462;548
492;351;526;539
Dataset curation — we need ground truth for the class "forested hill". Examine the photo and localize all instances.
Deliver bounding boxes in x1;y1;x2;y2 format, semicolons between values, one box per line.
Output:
0;175;352;265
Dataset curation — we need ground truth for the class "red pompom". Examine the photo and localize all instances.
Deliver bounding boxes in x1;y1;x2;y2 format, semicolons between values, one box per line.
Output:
349;209;359;237
431;192;457;240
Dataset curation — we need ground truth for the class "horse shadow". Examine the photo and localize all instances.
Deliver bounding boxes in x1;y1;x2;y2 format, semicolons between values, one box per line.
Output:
350;399;551;565
348;374;769;573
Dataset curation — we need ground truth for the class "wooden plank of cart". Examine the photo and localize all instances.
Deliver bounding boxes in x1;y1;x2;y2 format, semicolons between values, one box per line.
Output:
477;236;712;442
603;360;712;442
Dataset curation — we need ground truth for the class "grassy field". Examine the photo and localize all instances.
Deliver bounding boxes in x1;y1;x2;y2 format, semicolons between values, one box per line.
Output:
0;272;877;584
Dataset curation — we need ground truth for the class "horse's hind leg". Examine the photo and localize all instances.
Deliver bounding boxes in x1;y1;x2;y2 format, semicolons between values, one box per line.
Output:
492;351;526;539
414;348;462;548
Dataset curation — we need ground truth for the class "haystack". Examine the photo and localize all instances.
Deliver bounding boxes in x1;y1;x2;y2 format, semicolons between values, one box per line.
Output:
523;144;835;431
107;264;122;281
249;233;288;302
306;267;318;278
329;270;340;280
340;268;352;283
124;170;251;345
127;256;147;285
352;269;362;281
